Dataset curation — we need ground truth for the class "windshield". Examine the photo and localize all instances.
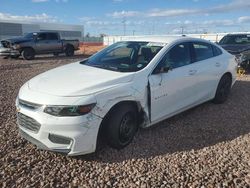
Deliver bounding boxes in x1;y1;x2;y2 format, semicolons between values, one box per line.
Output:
219;35;250;45
24;33;35;39
80;41;164;72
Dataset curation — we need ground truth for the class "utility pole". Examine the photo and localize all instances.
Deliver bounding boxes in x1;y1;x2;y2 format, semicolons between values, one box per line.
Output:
180;26;184;35
122;17;126;36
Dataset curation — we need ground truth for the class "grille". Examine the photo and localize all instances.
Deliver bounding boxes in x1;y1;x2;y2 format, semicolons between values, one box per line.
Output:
1;41;11;48
19;99;42;110
17;113;41;133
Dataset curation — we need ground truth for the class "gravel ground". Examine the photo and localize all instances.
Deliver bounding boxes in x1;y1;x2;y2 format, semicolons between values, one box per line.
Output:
0;55;250;188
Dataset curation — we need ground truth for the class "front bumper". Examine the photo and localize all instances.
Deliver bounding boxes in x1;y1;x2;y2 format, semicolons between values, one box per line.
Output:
16;98;103;156
0;47;20;56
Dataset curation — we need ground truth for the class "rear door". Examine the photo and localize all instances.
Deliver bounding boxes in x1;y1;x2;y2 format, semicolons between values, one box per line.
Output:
46;33;62;52
149;42;201;122
188;41;224;101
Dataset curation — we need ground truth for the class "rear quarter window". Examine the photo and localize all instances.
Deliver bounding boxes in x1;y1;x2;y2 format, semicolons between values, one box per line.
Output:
212;45;223;56
192;42;214;62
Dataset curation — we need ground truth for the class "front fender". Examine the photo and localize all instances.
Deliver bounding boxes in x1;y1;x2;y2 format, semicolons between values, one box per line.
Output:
92;82;144;118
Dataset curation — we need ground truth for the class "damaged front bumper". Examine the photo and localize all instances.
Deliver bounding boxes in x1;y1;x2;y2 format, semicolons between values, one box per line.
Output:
0;47;20;56
16;94;103;156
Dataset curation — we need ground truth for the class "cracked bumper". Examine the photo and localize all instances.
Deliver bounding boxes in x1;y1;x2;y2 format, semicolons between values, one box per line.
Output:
17;102;103;156
0;47;20;56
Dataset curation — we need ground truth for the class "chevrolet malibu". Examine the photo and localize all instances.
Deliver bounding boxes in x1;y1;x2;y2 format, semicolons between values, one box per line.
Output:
16;37;237;156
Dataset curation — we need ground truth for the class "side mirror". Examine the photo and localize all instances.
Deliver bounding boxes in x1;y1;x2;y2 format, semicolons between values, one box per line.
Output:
153;66;171;74
162;66;171;73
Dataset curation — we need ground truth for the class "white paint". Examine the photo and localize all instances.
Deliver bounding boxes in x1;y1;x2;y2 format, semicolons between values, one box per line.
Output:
16;37;237;156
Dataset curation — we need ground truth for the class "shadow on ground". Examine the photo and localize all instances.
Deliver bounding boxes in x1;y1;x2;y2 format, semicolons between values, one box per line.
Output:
77;79;250;163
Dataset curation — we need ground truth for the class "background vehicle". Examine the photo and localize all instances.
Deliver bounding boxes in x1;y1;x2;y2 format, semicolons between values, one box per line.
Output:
16;37;237;156
0;32;79;60
219;33;250;71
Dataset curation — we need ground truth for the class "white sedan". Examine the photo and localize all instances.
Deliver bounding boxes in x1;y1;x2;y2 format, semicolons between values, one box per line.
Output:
16;37;237;156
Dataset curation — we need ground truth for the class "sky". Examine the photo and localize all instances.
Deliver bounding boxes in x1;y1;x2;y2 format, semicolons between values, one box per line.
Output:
0;0;250;36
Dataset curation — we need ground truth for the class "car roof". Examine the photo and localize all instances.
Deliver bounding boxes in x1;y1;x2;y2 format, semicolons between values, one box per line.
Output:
120;36;184;43
226;33;250;36
32;31;58;34
120;36;212;45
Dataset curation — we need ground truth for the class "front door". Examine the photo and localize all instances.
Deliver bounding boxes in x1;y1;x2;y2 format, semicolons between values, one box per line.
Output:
35;33;51;53
149;42;199;123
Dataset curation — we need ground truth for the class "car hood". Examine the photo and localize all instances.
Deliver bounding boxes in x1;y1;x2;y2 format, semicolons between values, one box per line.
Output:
28;62;135;97
1;37;31;44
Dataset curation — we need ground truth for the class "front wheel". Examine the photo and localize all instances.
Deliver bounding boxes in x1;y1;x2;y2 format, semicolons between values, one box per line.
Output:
105;104;138;149
213;74;232;104
21;48;35;60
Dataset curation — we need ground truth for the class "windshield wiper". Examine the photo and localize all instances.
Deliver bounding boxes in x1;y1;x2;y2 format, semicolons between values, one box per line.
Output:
87;64;121;72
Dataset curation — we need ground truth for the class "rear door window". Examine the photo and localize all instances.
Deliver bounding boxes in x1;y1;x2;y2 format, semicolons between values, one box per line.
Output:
212;45;223;56
47;33;58;40
192;42;214;62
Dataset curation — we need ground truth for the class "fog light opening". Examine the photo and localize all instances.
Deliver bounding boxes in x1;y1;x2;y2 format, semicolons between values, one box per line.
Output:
48;134;72;145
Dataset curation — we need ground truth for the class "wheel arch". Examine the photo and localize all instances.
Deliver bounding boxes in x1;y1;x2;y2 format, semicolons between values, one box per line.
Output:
64;43;74;50
223;72;232;81
96;100;144;147
221;72;233;87
20;46;35;53
100;100;143;126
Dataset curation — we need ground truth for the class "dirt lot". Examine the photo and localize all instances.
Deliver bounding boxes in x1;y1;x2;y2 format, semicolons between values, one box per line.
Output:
0;54;250;188
79;44;105;56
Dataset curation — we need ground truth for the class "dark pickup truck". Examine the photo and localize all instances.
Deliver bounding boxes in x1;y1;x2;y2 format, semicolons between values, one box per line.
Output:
219;33;250;71
0;32;79;60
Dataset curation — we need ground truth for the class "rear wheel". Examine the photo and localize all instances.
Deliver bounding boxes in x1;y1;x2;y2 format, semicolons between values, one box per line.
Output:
21;48;35;60
65;45;74;57
213;74;232;104
105;104;138;149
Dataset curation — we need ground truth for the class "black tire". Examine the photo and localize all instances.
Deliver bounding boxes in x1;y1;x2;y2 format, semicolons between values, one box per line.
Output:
21;48;35;60
213;74;232;104
105;104;138;149
65;45;74;57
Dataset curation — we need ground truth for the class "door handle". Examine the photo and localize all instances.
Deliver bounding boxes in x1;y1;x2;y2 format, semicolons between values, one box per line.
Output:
215;62;221;67
189;70;197;75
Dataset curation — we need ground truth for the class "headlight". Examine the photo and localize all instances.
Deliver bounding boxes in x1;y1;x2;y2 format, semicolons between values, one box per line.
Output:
44;103;96;117
241;50;250;62
12;44;20;49
241;55;247;62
